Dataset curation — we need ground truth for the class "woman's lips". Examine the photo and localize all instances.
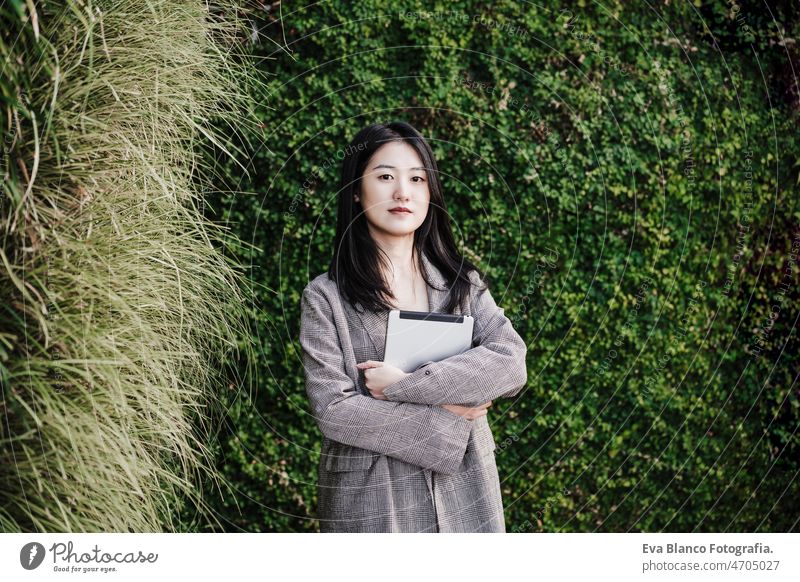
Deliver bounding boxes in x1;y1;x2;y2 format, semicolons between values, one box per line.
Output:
389;209;411;214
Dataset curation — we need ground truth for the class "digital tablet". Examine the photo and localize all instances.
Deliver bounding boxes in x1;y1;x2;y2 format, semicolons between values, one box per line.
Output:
383;309;475;372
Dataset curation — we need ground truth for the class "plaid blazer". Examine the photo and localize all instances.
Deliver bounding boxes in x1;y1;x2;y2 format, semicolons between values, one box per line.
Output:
299;251;528;532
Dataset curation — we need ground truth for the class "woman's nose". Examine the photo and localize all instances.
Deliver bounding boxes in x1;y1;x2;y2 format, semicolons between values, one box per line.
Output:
394;183;411;200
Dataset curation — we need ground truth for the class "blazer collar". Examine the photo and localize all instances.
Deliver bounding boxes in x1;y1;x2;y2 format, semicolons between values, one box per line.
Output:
353;250;459;359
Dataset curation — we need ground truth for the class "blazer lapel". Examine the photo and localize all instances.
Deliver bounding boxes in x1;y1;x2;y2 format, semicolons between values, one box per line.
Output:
352;251;459;359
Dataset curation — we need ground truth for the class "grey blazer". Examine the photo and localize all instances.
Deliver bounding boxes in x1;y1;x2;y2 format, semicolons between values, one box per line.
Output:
299;251;528;532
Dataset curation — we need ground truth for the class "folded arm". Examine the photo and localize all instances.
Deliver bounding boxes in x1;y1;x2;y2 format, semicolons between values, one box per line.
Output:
382;271;528;408
300;284;473;475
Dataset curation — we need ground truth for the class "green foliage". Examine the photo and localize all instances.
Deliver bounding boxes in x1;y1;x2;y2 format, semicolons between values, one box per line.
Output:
211;1;798;531
1;1;260;532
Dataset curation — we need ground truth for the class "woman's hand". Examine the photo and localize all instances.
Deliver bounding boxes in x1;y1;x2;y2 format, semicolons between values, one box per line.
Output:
441;401;493;420
356;360;410;400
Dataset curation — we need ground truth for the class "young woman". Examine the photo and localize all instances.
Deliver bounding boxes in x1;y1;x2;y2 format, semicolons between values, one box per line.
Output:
299;120;528;533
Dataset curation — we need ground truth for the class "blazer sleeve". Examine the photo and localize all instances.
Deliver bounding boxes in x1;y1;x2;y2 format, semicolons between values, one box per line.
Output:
300;284;473;475
382;271;528;408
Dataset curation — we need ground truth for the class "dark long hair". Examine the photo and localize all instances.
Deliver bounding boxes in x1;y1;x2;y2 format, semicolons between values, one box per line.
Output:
327;120;486;314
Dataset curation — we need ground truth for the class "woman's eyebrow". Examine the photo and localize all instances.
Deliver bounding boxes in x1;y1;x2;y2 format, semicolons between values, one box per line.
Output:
370;164;427;171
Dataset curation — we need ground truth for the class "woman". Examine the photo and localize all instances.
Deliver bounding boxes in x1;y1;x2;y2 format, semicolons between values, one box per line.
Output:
299;120;528;533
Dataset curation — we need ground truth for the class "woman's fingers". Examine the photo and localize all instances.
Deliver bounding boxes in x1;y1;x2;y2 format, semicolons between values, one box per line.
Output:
440;402;492;419
356;360;383;369
464;405;488;420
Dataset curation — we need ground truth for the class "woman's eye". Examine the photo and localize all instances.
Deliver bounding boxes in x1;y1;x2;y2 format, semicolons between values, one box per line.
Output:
378;174;424;182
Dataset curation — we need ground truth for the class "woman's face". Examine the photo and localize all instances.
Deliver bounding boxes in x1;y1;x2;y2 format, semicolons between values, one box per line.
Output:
357;141;430;242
